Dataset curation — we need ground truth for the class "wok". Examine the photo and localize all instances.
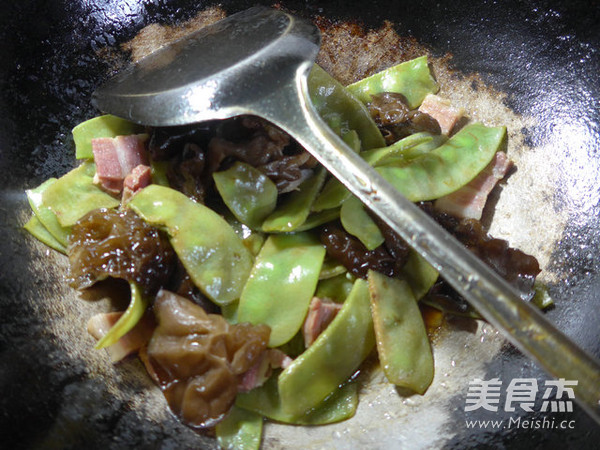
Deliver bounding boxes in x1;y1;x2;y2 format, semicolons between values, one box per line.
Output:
1;0;599;448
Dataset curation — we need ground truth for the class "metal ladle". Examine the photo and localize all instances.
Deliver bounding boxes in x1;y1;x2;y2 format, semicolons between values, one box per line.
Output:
93;6;600;423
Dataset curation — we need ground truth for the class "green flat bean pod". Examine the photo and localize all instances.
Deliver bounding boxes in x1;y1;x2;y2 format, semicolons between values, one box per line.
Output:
367;270;434;394
308;65;385;151
128;184;253;305
214;162;278;230
313;132;447;212
361;132;447;166
23;216;67;254
311;177;351;212
340;195;384;250
72;114;143;159
215;406;263;450
237;232;325;347
532;282;555;310
95;281;147;349
342;129;361;152
150;160;171;187
376;123;506;201
294;207;340;232
42;161;120;227
400;250;439;300
376;133;448;166
317;257;347;280
347;55;439;109
315;272;355;303
262;169;326;233
277;279;374;417
236;375;358;425
225;214;266;257
26;178;71;247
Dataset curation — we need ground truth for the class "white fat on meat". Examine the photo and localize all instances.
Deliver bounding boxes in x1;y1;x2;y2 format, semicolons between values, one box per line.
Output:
434;151;513;220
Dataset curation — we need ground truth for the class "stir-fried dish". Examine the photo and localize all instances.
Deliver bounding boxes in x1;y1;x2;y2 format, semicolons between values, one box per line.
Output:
24;53;551;448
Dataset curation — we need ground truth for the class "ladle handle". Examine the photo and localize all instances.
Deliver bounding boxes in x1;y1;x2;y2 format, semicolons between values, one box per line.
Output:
257;71;600;424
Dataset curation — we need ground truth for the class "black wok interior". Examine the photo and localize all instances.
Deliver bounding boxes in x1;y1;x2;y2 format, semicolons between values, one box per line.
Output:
1;1;599;448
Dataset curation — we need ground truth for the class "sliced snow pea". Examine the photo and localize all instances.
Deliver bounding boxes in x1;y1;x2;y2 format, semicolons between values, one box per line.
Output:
215;406;263;450
26;178;71;247
295;207;340;232
72;114;143;159
237;232;325;347
400;250;439;300
367;270;434;394
262;169;326;233
278;279;374;416
128;185;253;305
532;282;554;310
226;215;266;256
318;257;347;280
95;281;147;349
313;133;447;212
311;177;351;212
376;123;506;201
315;272;355;303
377;133;448;166
236;375;358;425
340;195;384;250
242;233;266;257
221;300;239;324
214;162;278;230
150;160;171;186
361;132;447;166
342;129;361;152
347;56;438;109
23;216;66;254
42;161;120;227
308;65;385;151
242;233;265;257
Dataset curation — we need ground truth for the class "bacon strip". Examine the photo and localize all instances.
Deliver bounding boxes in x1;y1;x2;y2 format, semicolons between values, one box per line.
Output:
238;349;293;393
87;311;155;363
418;94;464;135
122;164;152;203
92;134;148;194
434;152;513;220
302;297;343;348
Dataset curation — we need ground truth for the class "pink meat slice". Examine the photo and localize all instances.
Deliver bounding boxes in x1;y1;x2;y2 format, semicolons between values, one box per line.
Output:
122;164;152;203
92;134;148;194
418;94;464;135
238;349;293;392
434;151;513;220
302;297;343;348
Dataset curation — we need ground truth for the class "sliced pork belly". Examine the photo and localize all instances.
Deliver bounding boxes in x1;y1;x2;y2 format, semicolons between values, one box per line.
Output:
434;151;513;220
303;297;343;348
92;134;148;194
122;164;152;203
238;349;293;392
418;94;464;135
